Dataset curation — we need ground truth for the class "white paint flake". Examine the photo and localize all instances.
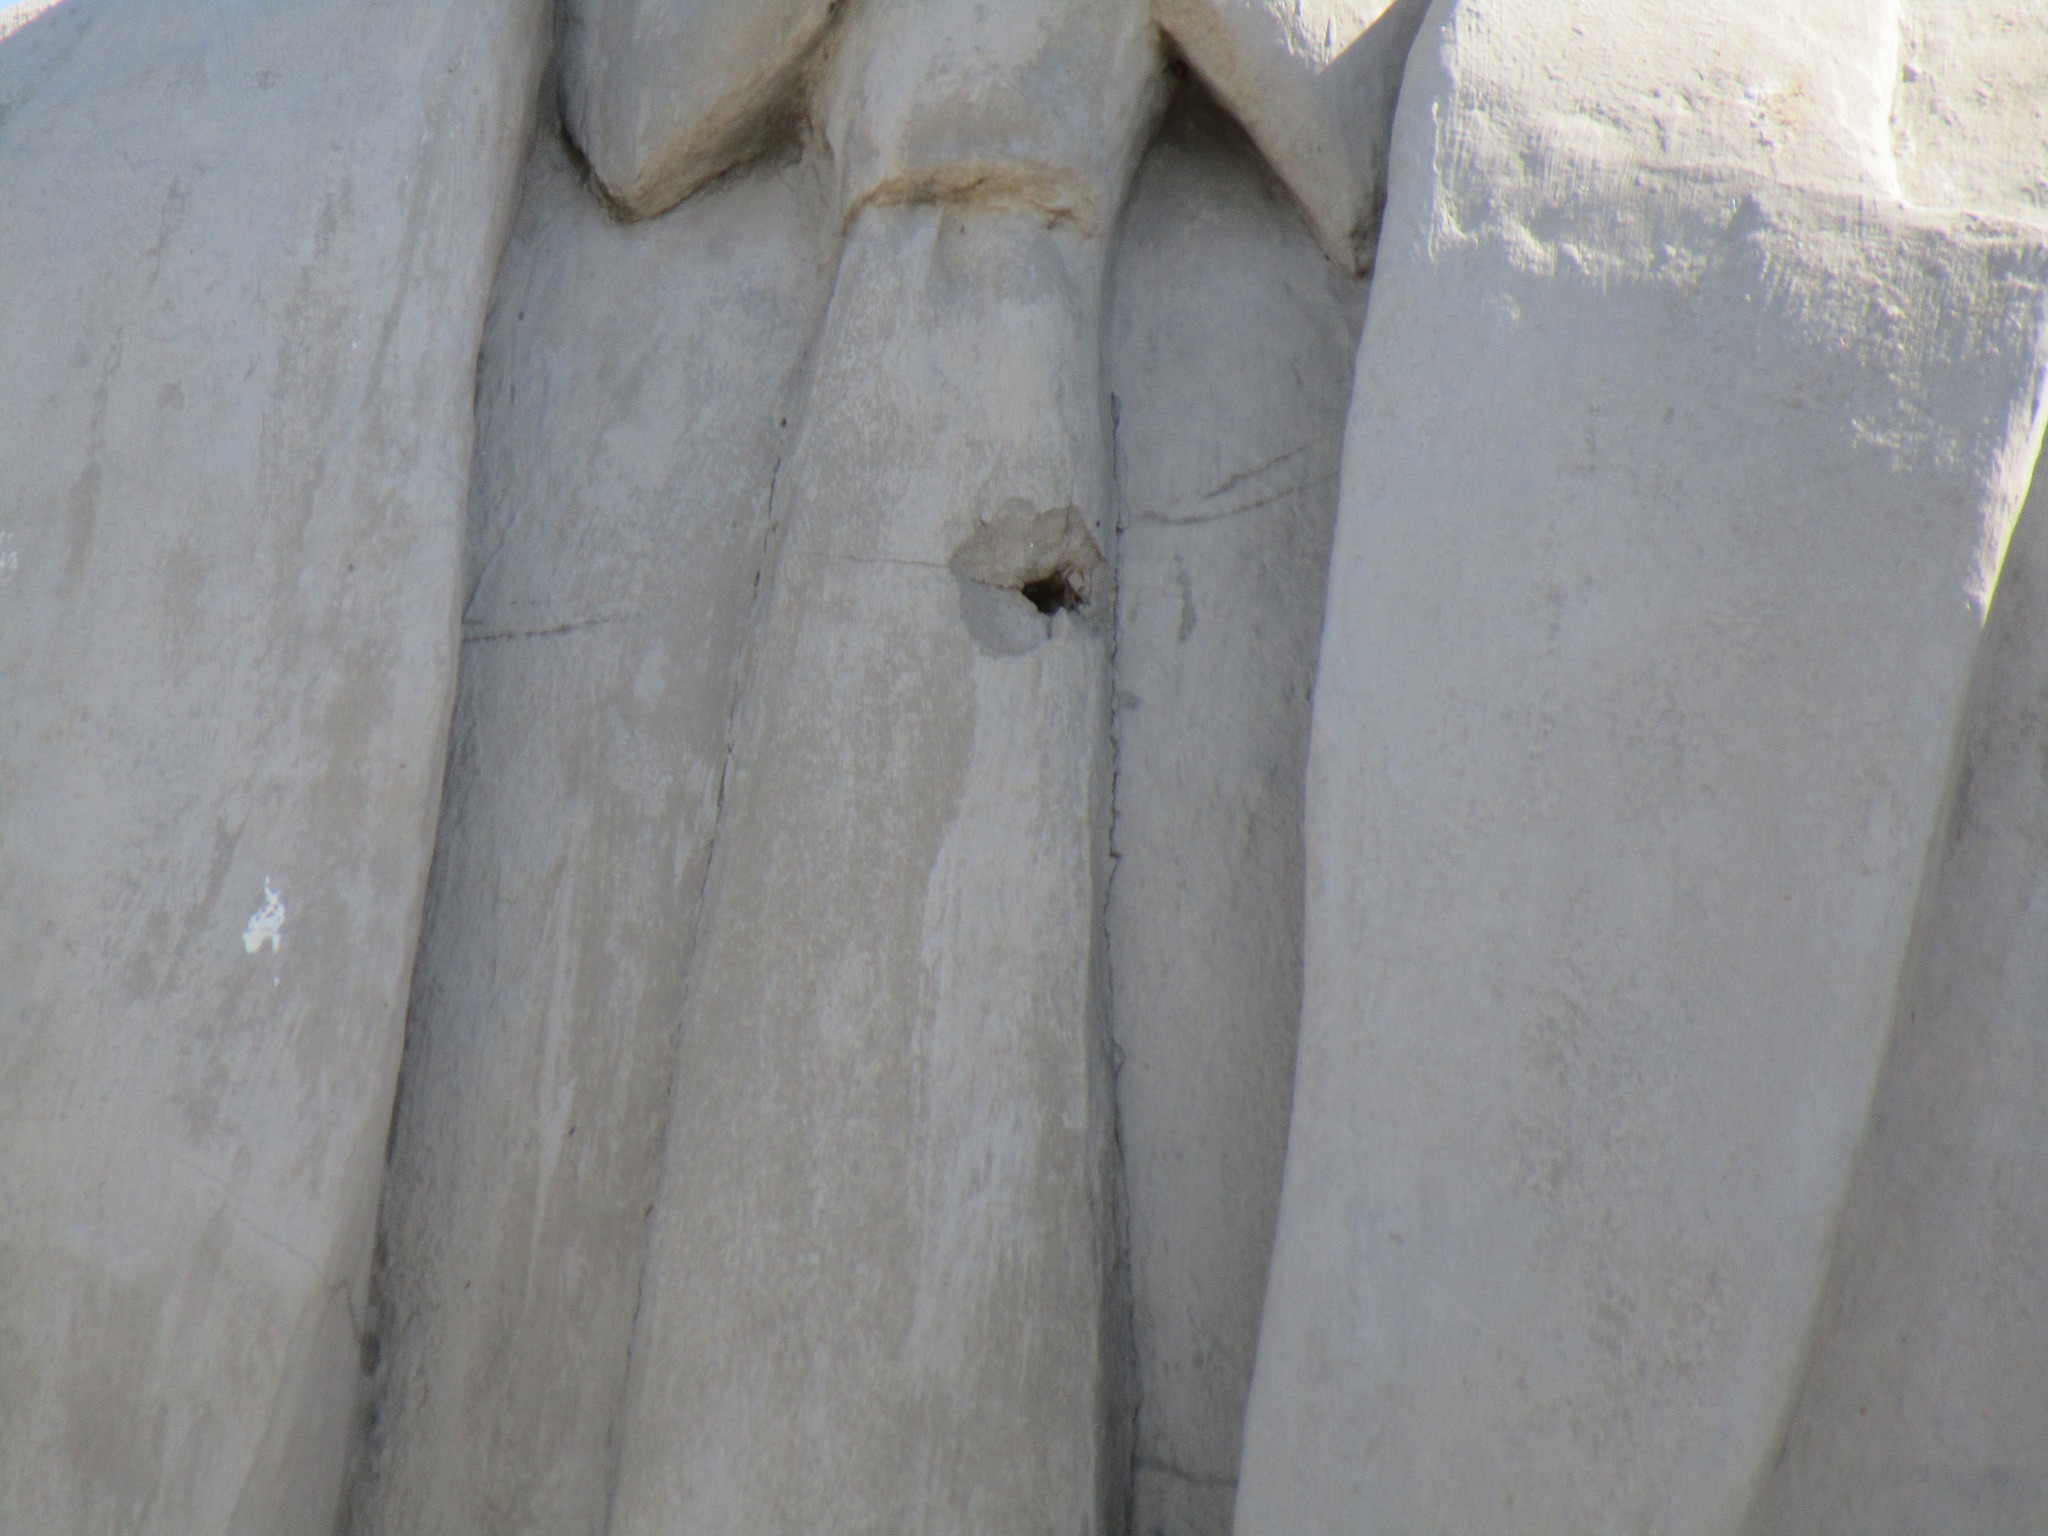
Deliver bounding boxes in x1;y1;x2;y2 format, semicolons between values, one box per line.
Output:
243;878;286;955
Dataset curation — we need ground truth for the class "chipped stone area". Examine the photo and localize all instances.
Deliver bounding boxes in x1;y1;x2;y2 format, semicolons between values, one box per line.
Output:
241;878;287;956
952;502;1108;654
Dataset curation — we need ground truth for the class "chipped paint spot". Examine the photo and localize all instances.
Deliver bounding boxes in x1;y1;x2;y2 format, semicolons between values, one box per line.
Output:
243;878;286;955
0;532;17;581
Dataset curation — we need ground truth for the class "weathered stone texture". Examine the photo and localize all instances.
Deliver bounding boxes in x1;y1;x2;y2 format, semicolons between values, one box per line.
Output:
601;4;1165;1530
0;2;547;1530
1238;2;2048;1531
8;3;2048;1532
342;123;837;1536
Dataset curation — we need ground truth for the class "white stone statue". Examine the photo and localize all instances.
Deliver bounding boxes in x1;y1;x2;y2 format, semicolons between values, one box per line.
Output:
356;4;1416;1531
3;0;2046;1533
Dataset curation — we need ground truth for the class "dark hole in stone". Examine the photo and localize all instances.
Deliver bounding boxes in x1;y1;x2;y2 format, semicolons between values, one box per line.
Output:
1020;569;1084;615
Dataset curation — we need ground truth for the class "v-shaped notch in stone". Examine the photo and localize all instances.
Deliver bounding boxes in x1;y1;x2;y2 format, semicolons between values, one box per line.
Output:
1154;0;1431;273
560;0;843;220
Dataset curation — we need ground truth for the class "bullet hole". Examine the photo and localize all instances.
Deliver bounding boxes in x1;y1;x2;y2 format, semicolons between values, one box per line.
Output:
1021;569;1085;614
949;503;1107;654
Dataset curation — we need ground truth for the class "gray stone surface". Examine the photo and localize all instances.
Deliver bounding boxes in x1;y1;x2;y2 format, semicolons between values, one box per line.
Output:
341;123;837;1536
1237;0;2048;1530
0;1;547;1530
1105;89;1365;1536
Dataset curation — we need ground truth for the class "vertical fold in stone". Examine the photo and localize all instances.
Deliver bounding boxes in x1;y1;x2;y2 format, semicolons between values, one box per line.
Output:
602;4;1164;1531
0;3;548;1531
1237;1;2048;1531
341;127;838;1535
1105;88;1366;1536
1746;11;2048;1530
1748;420;2048;1536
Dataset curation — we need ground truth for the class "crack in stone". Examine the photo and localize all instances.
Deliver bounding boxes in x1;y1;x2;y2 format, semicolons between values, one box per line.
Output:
1198;439;1320;502
1135;470;1337;527
460;614;631;644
